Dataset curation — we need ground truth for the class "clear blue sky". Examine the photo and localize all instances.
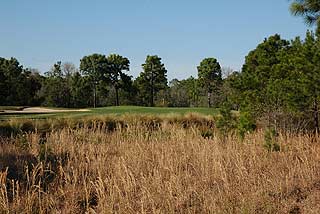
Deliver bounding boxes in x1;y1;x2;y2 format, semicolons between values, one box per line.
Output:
0;0;313;80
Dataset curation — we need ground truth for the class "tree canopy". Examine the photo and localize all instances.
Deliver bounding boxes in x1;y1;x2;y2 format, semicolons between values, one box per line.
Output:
106;54;130;106
80;54;109;107
197;57;222;107
136;55;168;107
290;0;320;25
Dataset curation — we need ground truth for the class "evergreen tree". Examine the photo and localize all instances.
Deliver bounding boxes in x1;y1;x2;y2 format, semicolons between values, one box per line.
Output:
197;58;222;107
136;55;168;106
106;54;130;106
80;54;108;108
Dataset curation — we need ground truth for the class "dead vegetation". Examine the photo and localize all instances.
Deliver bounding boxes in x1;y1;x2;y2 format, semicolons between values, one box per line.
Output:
1;115;320;213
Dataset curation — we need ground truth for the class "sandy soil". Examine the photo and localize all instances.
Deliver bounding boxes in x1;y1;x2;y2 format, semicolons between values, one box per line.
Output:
1;107;90;114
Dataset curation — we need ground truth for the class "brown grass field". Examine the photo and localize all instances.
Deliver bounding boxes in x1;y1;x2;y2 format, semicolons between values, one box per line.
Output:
1;114;320;213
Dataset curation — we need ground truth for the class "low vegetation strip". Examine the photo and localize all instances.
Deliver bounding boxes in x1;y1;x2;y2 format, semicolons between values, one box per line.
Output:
1;120;319;213
0;106;220;120
0;113;216;137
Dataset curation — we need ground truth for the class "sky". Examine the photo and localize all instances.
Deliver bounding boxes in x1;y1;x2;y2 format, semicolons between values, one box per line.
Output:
0;0;313;80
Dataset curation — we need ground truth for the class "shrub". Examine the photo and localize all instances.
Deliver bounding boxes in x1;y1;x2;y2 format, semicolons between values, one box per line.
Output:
237;111;256;140
216;102;237;141
201;129;214;139
264;128;280;152
20;121;36;133
16;134;31;150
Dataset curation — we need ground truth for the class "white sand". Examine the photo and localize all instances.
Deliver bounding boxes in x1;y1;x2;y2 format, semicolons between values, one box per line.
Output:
2;107;90;114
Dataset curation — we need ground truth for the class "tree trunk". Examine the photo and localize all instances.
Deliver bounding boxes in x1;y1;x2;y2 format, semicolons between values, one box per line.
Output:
93;83;97;108
313;97;319;135
207;91;211;108
150;89;154;107
115;87;119;106
151;72;154;107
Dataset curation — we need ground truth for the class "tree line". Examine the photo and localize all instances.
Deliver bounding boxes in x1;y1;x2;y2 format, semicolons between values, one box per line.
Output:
0;54;224;108
0;30;319;133
1;0;319;133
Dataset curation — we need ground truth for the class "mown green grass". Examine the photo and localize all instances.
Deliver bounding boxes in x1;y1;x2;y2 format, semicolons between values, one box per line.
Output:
89;106;219;116
0;106;219;120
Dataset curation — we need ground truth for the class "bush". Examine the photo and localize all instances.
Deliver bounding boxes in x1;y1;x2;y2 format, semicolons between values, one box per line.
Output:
201;129;214;139
20;121;36;133
264;128;280;152
237;111;256;140
16;134;31;150
216;101;237;141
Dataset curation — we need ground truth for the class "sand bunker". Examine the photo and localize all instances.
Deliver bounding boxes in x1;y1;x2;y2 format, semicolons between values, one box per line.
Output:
2;107;90;114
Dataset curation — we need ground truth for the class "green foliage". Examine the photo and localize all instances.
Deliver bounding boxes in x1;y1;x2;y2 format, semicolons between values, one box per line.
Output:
167;79;188;107
69;72;92;107
106;54;131;106
78;53;134;107
168;77;201;107
0;57;42;106
220;71;241;109
80;54;108;81
237;34;290;115
263;128;280;152
237;111;256;140
216;101;237;140
290;0;320;26
41;61;71;107
80;54;109;107
1;19;319;131
200;129;214;139
136;55;168;106
197;58;222;107
235;32;320;132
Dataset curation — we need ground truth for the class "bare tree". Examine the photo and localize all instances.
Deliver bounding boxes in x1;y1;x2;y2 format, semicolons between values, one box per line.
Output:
62;62;77;77
221;66;234;79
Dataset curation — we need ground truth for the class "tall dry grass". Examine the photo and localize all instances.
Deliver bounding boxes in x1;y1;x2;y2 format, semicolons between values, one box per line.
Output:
1;116;320;213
